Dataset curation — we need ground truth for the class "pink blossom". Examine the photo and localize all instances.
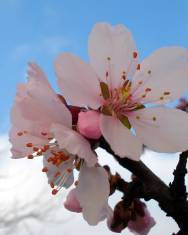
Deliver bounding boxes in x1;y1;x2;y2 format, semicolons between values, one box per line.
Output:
9;62;110;225
128;206;156;235
64;188;82;213
55;22;188;160
78;110;102;139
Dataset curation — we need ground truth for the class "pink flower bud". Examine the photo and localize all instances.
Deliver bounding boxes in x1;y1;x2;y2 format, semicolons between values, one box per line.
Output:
128;205;156;235
64;188;82;213
77;110;101;139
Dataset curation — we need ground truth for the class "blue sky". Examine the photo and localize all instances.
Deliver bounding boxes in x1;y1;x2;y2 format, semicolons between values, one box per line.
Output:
0;0;188;132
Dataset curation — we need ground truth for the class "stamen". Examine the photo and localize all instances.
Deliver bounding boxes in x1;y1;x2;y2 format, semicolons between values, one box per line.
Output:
164;91;170;95
160;96;164;100
148;70;151;75
27;154;34;159
42;167;48;172
41;132;47;136
33;147;39;152
17;132;23;136
136;116;140;120
52;189;58;195
145;88;152;92
136;64;141;70
152;116;157;121
26;143;33;148
133;51;138;59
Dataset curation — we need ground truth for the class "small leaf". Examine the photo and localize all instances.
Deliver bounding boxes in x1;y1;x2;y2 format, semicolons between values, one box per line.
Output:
100;82;110;100
119;116;131;129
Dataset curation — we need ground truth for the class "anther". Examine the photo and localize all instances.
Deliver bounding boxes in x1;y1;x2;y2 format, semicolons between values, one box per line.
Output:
42;167;48;172
67;168;73;173
136;64;141;70
142;94;146;98
145;88;152;92
26;143;33;147
17;132;23;136
33;147;39;152
160;96;164;100
152;117;157;121
106;71;109;77
74;180;79;186
27;154;34;159
107;57;111;61
148;70;151;75
164;91;170;95
138;81;143;85
52;189;58;195
50;182;55;188
136;116;140;120
41;132;47;136
133;51;138;59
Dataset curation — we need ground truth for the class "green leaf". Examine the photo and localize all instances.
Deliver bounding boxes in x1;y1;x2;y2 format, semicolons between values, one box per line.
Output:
100;82;110;100
119;116;131;129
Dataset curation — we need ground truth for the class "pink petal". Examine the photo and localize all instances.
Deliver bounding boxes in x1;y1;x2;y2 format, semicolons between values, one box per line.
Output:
130;107;188;153
100;115;142;160
64;188;82;213
75;164;110;225
9;105;49;158
78;110;102;139
51;123;97;167
131;47;188;104
20;63;72;128
54;53;101;109
88;23;138;88
128;207;156;235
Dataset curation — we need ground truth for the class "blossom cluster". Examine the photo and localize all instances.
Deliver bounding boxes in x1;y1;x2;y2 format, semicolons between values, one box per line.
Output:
9;23;188;234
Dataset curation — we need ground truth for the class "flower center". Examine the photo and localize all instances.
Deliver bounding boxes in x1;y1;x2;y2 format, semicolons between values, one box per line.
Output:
100;80;144;129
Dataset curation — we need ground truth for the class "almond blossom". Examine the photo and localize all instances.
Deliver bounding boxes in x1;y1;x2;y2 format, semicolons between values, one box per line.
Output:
9;62;110;225
55;22;188;161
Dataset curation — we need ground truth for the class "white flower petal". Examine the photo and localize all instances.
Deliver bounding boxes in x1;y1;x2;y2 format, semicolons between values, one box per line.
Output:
76;164;110;225
20;63;72;128
51;123;97;167
88;23;137;88
131;47;188;104
10;105;49;158
130;107;188;153
54;53;101;109
100;115;142;160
